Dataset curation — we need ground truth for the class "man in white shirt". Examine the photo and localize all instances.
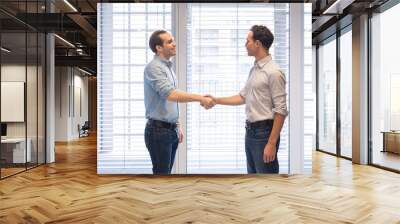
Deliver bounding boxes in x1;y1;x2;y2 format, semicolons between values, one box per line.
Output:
206;25;288;173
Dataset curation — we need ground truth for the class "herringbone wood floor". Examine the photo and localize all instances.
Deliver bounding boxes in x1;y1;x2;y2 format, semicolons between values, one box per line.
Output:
1;134;400;224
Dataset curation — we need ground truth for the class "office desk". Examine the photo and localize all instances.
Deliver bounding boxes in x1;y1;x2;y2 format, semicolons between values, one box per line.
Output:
1;138;31;163
382;131;400;154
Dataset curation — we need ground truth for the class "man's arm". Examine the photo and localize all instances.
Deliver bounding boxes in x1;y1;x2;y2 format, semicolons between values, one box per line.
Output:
263;113;285;163
145;65;214;107
212;94;245;106
264;71;288;163
209;82;247;106
268;113;285;145
168;90;214;107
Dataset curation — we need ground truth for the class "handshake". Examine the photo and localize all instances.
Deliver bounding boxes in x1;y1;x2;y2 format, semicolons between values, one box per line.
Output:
200;94;217;110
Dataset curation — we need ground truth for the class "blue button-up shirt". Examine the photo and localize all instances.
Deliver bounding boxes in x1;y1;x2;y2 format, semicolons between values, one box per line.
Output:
144;55;179;123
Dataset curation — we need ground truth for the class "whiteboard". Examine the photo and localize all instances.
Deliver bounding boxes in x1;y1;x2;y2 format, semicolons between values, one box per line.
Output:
1;82;25;122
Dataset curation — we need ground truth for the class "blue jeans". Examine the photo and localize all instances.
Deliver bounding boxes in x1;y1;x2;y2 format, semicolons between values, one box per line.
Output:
144;124;179;174
245;125;280;174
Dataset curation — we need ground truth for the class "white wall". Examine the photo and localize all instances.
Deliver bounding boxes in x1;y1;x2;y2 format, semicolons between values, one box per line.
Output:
72;72;89;138
1;65;26;81
55;66;69;141
1;65;26;139
1;65;39;137
55;67;89;141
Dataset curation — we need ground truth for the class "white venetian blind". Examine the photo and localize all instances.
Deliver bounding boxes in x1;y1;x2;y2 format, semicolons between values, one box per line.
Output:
186;3;290;173
98;3;171;173
304;4;314;172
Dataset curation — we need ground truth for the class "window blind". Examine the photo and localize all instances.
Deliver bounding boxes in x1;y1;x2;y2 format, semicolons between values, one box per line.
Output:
186;3;290;173
98;3;171;173
304;4;314;172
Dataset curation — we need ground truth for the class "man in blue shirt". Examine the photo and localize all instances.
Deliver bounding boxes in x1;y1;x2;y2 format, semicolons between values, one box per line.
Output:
144;30;215;174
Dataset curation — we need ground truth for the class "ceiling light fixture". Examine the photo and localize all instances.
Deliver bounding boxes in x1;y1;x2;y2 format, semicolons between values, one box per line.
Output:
63;0;78;12
78;67;92;76
1;47;11;53
322;0;354;15
54;34;75;48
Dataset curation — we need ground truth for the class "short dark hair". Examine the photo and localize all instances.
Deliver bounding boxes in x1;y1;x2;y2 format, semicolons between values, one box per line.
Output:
149;30;167;53
250;25;274;50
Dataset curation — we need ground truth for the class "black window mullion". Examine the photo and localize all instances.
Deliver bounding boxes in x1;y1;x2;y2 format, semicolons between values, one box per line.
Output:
0;24;2;179
316;45;319;151
336;29;341;157
36;0;39;167
367;11;373;165
25;0;28;171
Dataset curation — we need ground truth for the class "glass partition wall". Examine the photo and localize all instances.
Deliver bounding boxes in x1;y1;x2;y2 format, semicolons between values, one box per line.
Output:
316;25;352;159
317;35;337;155
316;0;400;171
0;30;27;177
370;2;400;172
339;27;352;159
0;2;46;179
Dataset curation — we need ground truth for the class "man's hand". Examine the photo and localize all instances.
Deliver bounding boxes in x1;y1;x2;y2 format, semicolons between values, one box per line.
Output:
263;142;276;163
203;94;217;104
178;127;184;143
200;95;216;109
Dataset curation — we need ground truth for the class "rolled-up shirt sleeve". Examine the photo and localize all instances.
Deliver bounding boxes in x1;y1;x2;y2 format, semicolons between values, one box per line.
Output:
144;64;176;99
269;70;288;117
239;84;248;99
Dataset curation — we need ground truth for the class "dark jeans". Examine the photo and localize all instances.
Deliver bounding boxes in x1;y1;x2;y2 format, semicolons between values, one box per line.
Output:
245;125;280;174
144;124;179;174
